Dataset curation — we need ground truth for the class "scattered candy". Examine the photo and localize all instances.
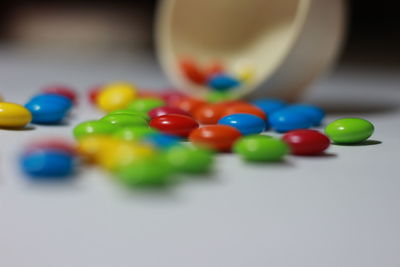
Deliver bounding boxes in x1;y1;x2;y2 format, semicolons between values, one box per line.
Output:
269;109;312;132
282;129;330;155
251;99;286;116
325;118;374;144
179;58;206;85
100;114;148;128
0;102;32;128
164;145;214;174
218;113;265;135
25;94;72;124
108;109;150;121
128;98;165;114
114;126;158;142
234;135;288;162
144;133;181;149
189;125;242;152
170;97;207;115
208;74;240;91
21;150;75;178
149;114;199;137
284;104;325;126
221;103;267;120
73;120;114;139
194;103;225;124
96;82;137;112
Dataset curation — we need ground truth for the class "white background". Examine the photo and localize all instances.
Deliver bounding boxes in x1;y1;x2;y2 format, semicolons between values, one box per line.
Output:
1;48;400;267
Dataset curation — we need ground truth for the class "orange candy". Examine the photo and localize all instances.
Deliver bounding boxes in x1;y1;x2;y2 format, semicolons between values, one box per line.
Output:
170;97;207;115
179;58;206;85
194;104;225;124
204;61;224;79
189;125;242;152
220;103;267;120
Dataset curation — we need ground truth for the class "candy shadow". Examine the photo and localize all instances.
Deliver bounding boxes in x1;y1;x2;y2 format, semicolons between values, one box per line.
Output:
293;152;338;158
244;159;295;168
0;125;36;131
333;139;382;146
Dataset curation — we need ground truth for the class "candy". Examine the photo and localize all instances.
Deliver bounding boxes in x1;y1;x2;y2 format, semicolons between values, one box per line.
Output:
100;114;148;128
284;104;325;126
218;113;265;135
73;120;114;139
179;58;206;85
189;125;242;152
108;109;150;121
20;150;75;178
325;118;374;144
269;110;312;132
169;97;207;115
233;64;255;82
164;145;214;173
221;103;267;120
206;91;236;103
161;90;187;106
114;126;158;141
0;102;32;128
88;85;103;104
148;106;190;119
150;114;199;137
207;74;240;91
76;135;117;163
144;133;181;149
233;135;288;162
128;98;165;114
96;141;156;171
117;157;173;186
282;130;330;155
204;61;224;78
251;99;286;116
96;82;137;112
194;104;225;125
25;94;72;124
42;85;77;104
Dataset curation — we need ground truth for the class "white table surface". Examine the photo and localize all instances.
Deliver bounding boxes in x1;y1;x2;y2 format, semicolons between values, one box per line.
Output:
1;48;400;267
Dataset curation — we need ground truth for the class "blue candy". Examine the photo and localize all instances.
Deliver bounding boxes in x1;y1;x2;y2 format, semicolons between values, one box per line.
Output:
21;150;75;178
208;74;240;91
251;99;287;115
269;110;312;133
25;94;72;124
144;133;181;149
284;104;325;126
218;113;265;135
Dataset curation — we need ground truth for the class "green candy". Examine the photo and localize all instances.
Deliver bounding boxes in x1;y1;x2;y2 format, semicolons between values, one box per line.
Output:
73;120;114;139
206;91;236;103
108;109;150;121
233;135;288;162
100;114;148;128
128;98;165;113
117;157;172;186
114;126;158;141
325;118;374;144
164;145;214;174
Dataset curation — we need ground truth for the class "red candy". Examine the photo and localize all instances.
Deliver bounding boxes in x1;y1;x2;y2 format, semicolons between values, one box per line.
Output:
88;85;103;104
194;104;225;124
169;97;207;115
179;58;206;85
149;114;199;137
42;85;77;104
204;61;224;79
189;125;242;152
24;138;76;156
282;129;330;155
148;106;190;119
220;103;267;120
161;90;187;106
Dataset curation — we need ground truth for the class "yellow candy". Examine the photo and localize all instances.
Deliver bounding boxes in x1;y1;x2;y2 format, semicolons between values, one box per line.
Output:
76;135;118;163
233;64;255;83
96;82;137;112
96;140;156;171
0;102;32;128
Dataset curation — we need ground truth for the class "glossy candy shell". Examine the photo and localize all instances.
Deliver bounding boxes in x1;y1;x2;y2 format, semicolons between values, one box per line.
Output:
150;114;199;137
269;110;312;132
73;120;115;139
325;118;374;144
188;125;242;152
218;113;265;135
234;135;288;162
282;130;330;155
0;102;32;128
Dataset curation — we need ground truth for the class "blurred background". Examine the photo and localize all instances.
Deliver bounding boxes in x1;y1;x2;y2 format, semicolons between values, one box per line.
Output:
0;0;398;67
